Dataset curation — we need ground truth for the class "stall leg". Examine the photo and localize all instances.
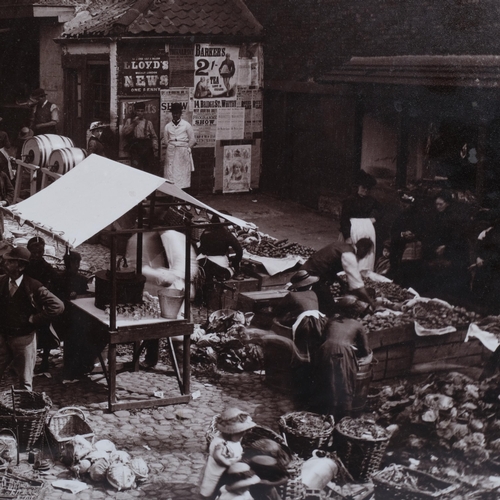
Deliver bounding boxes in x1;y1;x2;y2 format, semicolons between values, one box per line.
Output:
183;334;191;396
108;342;117;409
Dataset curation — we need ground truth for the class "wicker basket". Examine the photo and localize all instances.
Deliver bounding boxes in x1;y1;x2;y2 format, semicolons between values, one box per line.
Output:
0;472;44;500
46;407;94;460
372;464;459;499
0;389;52;451
279;411;335;459
333;417;390;482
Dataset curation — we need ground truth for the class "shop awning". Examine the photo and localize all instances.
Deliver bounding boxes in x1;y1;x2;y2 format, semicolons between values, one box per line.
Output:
4;154;253;248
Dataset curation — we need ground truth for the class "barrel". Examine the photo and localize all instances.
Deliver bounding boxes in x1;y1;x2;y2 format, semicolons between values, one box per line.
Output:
48;147;87;175
21;134;74;168
352;350;374;414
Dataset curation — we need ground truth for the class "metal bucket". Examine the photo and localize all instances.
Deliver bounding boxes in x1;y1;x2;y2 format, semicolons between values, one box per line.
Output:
48;147;87;174
352;350;374;414
21;134;74;167
158;288;184;319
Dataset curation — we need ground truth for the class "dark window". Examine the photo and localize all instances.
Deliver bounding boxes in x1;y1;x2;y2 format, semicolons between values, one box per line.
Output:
88;62;110;122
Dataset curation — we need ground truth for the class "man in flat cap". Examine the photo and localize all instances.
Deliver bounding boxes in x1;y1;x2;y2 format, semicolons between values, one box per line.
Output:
29;88;59;135
121;101;158;174
0;246;64;390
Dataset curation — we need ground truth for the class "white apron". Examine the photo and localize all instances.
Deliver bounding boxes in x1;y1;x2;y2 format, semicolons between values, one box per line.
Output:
164;142;194;189
350;218;376;272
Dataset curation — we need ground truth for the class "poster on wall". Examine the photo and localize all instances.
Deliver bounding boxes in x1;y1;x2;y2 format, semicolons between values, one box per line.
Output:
193;44;239;104
192;108;217;147
118;45;169;96
160;88;193;159
216;108;245;141
223;145;251;193
118;98;160;159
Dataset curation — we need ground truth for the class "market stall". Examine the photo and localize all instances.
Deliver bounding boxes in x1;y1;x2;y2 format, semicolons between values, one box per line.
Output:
1;154;253;412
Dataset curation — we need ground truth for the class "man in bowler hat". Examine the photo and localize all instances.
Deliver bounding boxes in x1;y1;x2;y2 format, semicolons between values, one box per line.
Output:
0;246;64;390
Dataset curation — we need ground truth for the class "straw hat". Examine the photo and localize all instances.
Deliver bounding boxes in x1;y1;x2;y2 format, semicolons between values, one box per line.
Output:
216;408;256;434
225;462;260;492
287;270;319;290
89;121;107;131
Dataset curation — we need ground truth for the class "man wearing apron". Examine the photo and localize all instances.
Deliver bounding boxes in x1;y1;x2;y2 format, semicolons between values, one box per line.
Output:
163;102;196;190
339;170;381;272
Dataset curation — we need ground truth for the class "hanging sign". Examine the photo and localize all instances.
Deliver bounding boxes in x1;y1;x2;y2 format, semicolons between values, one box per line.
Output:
118;45;169;95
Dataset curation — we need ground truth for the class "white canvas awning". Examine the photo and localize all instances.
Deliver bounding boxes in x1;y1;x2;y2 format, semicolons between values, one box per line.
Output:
5;154;254;248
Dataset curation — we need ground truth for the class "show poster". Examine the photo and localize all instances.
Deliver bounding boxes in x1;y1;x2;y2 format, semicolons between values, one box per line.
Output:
193;44;239;104
192;108;217;148
223;145;251;193
160;88;193;157
118;98;160;159
118;45;169;96
216;108;245;141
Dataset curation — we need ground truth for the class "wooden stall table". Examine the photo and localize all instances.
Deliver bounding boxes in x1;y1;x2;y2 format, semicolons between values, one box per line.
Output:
69;297;193;412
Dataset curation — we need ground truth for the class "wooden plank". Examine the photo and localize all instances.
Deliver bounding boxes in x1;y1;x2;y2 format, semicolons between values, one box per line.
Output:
413;341;485;364
368;324;414;349
109;395;191;412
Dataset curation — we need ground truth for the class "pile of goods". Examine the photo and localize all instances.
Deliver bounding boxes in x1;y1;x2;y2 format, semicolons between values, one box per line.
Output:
360;312;413;332
410;300;478;329
62;437;148;491
191;310;264;373
336;417;390;441
239;231;315;259
373;372;500;468
363;277;415;303
102;292;162;320
475;315;500;337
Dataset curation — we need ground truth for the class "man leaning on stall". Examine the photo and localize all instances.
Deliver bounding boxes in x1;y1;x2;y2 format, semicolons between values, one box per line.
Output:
0;246;64;390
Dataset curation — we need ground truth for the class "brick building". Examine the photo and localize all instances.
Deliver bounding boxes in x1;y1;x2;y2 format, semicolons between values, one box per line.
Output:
58;0;263;195
246;0;500;210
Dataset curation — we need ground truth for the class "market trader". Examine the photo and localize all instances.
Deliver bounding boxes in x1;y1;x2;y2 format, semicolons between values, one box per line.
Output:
29;88;59;135
0;246;64;390
163;102;196;189
122;101;159;174
300;239;376;315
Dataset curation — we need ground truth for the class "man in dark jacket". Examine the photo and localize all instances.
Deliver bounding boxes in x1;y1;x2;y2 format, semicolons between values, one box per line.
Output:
0;246;64;390
300;239;376;315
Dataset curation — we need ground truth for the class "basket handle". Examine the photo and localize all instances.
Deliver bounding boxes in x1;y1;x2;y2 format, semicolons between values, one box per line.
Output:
0;427;19;466
49;406;87;425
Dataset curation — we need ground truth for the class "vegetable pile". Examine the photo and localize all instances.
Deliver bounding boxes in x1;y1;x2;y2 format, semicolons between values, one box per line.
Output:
363;277;415;303
411;301;478;329
241;233;315;259
336;417;389;441
63;437;148;491
476;315;500;336
282;412;333;436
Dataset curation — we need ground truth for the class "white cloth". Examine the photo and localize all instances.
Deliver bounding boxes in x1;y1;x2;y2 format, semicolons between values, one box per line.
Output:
163;119;195;189
349;218;376;272
292;310;325;341
340;252;364;290
217;486;254;500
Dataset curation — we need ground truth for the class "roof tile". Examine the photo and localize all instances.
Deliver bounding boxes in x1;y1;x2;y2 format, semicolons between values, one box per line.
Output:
62;0;262;38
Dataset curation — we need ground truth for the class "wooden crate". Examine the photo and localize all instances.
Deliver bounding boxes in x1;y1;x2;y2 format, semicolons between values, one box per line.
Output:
237;289;289;328
204;276;259;311
241;261;299;290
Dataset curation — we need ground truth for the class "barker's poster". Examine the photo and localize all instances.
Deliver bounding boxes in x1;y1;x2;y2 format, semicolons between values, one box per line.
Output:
223;145;251;193
194;44;239;103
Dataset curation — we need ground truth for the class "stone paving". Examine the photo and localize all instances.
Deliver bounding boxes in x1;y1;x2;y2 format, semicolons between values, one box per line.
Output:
1;350;295;499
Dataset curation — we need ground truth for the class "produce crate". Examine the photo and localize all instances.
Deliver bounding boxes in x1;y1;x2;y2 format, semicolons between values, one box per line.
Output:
45;407;94;460
237;289;289;328
372;464;459;499
204;276;259;311
241;261;300;290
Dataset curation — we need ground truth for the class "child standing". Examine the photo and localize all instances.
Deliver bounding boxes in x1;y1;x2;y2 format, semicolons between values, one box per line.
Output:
216;462;260;500
200;408;256;499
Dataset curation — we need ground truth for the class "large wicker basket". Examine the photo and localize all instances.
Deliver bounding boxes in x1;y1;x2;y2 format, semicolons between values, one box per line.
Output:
45;407;94;460
372;464;459;499
0;389;52;451
333;417;390;482
279;411;335;459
